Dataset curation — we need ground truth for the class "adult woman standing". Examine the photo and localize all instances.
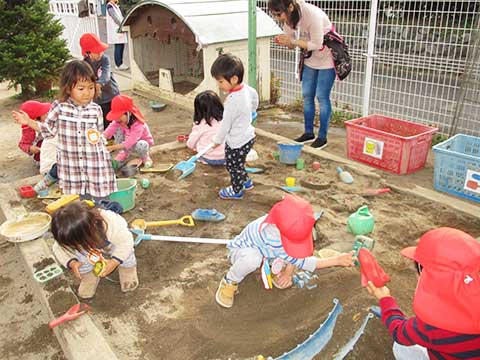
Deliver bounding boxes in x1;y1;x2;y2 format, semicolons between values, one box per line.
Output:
106;0;129;71
268;0;335;149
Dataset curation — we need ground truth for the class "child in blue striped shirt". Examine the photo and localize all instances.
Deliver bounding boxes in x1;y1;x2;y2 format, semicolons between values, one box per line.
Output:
215;195;355;308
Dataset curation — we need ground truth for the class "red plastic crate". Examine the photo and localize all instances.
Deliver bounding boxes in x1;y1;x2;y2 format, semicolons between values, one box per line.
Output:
345;114;438;175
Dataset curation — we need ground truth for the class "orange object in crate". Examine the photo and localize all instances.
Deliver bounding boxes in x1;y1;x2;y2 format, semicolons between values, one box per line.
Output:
345;114;437;175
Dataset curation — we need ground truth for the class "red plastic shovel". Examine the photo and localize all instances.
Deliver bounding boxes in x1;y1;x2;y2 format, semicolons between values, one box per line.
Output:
360;188;391;197
48;303;90;329
358;248;390;288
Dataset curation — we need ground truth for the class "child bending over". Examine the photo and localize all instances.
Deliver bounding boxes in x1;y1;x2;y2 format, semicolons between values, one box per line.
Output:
103;94;154;168
216;195;355;308
210;54;259;200
186;90;225;165
52;201;138;300
13;60;117;199
16;101;51;165
367;227;480;359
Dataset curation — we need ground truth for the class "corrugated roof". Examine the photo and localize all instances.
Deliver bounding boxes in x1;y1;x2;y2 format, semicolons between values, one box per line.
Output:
122;0;282;47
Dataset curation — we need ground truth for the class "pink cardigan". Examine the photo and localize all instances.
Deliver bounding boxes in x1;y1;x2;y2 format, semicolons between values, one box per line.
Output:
186;118;225;160
103;120;154;150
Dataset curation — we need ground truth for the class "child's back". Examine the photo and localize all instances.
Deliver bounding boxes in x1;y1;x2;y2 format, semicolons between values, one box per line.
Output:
187;118;225;161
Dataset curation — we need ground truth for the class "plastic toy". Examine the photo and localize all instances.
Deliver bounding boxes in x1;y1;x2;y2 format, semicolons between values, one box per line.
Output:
48;303;90;329
33;264;63;283
358;248;390;287
336;167;353;184
261;258;273;290
191;209;225;222
347;206;375;235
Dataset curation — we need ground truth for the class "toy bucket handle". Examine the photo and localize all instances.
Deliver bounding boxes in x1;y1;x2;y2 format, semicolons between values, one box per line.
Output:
357;205;371;217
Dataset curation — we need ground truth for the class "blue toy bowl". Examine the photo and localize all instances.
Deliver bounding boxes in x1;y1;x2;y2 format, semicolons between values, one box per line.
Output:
277;143;304;164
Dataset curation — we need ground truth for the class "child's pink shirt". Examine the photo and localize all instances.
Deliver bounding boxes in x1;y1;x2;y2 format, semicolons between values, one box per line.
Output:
186;118;225;160
103;120;154;150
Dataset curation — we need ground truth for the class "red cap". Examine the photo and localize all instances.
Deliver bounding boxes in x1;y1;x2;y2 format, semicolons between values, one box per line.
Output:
401;227;480;334
79;33;109;56
358;248;390;287
19;101;51;119
106;95;145;123
262;195;315;258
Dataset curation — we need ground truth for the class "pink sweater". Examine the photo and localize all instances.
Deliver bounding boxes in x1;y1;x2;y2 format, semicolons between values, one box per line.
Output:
186;118;225;161
283;0;334;70
103;120;154;150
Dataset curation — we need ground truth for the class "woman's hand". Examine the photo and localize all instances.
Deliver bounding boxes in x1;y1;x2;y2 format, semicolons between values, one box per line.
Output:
98;258;120;277
69;260;82;280
335;251;356;267
107;144;123;152
29;145;41;154
366;281;391;300
274;34;294;47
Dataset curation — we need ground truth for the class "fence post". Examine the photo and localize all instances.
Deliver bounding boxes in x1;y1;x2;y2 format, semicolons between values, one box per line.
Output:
248;0;257;90
362;0;379;116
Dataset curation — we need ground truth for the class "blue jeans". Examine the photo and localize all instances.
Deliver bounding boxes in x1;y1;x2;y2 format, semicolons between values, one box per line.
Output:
114;43;125;67
302;66;336;139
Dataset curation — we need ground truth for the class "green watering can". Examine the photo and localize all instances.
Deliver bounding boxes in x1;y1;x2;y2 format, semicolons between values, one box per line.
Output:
347;206;375;235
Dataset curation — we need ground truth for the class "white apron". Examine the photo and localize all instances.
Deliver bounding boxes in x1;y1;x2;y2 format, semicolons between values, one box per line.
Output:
106;3;127;44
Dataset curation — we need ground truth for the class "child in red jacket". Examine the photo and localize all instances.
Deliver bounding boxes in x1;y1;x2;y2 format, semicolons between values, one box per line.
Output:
17;101;51;164
367;227;480;359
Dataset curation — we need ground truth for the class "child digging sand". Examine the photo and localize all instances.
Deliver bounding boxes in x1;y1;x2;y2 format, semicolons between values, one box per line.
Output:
210;54;259;199
216;195;355;308
103;94;154;168
186;90;226;165
366;227;480;359
51;201;138;300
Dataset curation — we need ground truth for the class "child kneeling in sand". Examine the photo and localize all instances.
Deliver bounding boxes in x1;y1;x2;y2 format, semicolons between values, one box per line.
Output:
216;195;355;308
51;201;138;300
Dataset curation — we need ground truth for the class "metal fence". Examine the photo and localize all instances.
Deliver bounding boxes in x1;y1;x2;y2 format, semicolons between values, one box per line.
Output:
49;0;100;59
259;0;480;136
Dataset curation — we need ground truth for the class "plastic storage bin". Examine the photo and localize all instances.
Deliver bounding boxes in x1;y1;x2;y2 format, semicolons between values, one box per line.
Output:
109;178;137;212
277;143;304;165
345;114;437;175
432;134;480;203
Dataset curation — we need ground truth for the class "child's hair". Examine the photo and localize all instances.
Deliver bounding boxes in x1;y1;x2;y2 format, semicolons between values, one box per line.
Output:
51;201;107;254
58;60;97;102
210;54;244;84
193;90;224;126
268;0;301;29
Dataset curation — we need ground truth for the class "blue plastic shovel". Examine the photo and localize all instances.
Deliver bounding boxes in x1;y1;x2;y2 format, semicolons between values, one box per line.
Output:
174;143;214;180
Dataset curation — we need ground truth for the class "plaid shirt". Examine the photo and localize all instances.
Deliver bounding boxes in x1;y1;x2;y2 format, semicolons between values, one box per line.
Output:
40;99;117;197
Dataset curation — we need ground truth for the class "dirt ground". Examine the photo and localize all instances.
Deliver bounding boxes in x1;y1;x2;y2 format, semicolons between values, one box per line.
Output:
2;91;480;360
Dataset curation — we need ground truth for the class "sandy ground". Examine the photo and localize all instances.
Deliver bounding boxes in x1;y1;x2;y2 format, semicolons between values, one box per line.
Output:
2;88;480;359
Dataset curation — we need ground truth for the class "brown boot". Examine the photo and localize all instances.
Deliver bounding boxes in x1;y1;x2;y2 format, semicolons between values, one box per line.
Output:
119;266;139;292
78;271;100;299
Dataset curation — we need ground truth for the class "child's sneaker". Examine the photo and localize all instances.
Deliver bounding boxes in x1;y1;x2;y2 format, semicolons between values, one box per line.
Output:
142;156;153;168
119;266;139;292
243;178;254;191
78;271;100;300
219;186;244;200
33;175;56;194
215;277;238;308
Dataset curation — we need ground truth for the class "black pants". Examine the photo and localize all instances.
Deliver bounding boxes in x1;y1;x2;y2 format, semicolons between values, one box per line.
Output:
225;138;255;193
99;101;112;131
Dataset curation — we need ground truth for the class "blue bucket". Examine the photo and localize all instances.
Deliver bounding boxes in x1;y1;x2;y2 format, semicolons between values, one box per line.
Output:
277;143;304;164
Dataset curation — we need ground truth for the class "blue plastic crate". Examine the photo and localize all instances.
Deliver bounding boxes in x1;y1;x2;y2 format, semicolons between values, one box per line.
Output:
433;134;480;203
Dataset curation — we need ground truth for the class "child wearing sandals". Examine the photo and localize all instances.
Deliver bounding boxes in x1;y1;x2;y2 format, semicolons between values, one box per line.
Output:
210;54;259;200
103;94;154;168
52;201;138;300
186;90;225;165
216;195;355;308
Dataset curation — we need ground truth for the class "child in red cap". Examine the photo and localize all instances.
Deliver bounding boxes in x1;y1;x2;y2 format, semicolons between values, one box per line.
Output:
80;33;120;130
103;95;154;168
16;100;51;165
366;227;480;359
216;195;355;308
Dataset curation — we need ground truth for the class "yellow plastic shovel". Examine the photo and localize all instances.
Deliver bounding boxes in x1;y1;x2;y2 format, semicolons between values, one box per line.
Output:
131;215;195;230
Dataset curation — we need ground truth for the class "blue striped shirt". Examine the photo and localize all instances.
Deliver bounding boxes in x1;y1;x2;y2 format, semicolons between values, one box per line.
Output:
227;215;317;272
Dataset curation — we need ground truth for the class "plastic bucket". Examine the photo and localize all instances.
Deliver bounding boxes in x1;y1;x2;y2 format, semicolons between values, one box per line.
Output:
109;178;137;213
277;143;304;164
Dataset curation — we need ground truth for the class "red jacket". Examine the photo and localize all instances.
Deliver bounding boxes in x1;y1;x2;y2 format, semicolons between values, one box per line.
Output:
18;125;43;161
380;296;480;359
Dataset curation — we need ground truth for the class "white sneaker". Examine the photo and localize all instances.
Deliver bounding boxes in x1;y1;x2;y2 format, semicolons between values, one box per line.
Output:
116;64;129;71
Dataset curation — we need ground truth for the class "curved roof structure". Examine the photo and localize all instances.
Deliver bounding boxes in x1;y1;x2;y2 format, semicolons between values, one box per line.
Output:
122;0;282;48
